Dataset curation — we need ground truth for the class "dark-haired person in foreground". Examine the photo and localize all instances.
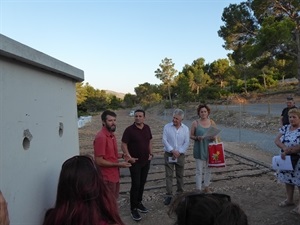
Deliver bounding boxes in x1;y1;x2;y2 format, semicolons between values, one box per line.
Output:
0;191;9;225
43;155;125;225
168;191;248;225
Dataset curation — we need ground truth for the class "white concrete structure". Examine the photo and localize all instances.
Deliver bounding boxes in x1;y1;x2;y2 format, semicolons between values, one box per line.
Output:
0;34;84;224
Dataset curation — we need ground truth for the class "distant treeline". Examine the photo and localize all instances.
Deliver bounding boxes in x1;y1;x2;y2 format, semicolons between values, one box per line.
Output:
77;0;300;113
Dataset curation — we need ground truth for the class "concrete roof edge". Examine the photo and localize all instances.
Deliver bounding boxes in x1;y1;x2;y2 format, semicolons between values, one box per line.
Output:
0;34;84;82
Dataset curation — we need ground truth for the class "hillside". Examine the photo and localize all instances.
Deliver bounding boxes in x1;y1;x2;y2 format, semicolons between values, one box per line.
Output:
104;90;126;99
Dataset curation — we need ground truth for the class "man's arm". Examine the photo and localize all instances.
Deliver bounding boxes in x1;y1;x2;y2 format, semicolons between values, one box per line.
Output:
121;142;138;163
95;156;131;168
149;139;153;155
121;142;130;158
148;139;154;160
162;125;173;152
280;108;286;126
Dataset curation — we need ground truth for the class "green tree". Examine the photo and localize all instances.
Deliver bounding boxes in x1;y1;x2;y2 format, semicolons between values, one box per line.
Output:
134;83;161;107
173;72;193;103
218;2;258;53
84;82;98;97
154;57;177;107
180;58;212;99
123;93;137;108
108;95;123;109
76;82;87;105
208;59;231;88
219;0;300;93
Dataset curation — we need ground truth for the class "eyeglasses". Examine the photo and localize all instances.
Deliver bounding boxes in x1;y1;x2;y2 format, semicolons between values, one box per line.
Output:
182;193;231;224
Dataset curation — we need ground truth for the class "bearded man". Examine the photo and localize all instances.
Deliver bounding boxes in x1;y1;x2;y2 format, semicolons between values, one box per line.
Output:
93;110;131;199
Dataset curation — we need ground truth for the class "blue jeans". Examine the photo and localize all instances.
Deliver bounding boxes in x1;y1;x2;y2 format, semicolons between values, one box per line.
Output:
129;161;150;210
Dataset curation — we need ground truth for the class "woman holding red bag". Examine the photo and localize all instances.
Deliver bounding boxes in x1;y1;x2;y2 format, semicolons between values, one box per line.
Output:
190;104;218;193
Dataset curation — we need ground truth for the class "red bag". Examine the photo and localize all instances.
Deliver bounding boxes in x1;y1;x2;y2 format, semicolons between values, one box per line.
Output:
208;142;225;167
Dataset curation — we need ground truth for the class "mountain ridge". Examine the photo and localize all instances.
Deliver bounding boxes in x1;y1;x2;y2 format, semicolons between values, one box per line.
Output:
104;90;126;99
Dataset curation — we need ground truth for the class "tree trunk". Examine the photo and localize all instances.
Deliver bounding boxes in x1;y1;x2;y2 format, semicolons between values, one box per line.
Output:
263;73;266;88
244;73;247;94
167;84;172;107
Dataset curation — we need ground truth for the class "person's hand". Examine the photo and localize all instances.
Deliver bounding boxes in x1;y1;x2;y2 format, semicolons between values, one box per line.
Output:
0;191;9;225
282;145;288;152
123;153;138;163
196;136;204;141
148;154;154;160
127;157;138;164
172;150;180;158
281;151;287;160
123;154;132;162
119;162;132;168
211;136;217;141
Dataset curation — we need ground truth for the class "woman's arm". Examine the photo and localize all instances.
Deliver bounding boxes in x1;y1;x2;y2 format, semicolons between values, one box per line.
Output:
274;133;289;159
210;119;218;141
210;119;217;127
285;145;300;154
190;121;198;141
274;133;286;151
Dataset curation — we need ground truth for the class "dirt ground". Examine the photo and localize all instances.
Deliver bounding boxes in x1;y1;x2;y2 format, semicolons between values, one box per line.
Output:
79;94;300;225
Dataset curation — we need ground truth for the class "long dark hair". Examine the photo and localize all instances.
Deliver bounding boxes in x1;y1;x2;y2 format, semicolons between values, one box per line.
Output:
43;155;125;225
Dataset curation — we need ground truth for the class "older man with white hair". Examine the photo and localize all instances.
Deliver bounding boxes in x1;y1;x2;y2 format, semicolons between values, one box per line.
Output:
162;108;190;205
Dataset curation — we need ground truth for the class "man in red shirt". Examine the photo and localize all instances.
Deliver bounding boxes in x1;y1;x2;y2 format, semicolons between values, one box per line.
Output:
94;110;131;199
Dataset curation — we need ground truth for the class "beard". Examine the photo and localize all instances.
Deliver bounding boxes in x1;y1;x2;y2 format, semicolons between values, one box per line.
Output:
107;125;116;132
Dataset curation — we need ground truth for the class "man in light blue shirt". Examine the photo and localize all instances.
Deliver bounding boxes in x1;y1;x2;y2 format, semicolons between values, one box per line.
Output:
162;108;190;205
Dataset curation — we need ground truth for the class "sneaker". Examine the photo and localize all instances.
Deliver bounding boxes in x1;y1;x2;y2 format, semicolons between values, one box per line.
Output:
164;196;172;206
131;209;142;221
137;202;149;213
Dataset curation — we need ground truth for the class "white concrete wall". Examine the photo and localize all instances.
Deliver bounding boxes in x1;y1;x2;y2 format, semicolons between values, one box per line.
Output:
0;34;84;225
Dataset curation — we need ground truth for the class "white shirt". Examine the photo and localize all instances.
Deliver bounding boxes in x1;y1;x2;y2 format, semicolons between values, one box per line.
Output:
162;122;190;154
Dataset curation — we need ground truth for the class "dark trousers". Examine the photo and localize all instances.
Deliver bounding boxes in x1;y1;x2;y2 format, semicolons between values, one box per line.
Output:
129;161;150;210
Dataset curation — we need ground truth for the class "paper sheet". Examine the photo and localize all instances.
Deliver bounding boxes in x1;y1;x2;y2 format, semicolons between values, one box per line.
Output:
168;157;178;163
203;126;221;139
272;155;293;171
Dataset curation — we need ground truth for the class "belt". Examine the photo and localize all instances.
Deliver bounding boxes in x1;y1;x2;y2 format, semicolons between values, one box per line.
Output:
165;152;185;155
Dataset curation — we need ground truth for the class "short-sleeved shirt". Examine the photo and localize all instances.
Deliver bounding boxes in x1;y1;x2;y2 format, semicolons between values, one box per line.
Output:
93;127;119;183
277;125;300;186
281;106;297;125
121;123;152;165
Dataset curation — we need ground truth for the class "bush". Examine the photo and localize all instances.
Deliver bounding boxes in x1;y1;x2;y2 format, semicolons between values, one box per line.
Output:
198;86;230;101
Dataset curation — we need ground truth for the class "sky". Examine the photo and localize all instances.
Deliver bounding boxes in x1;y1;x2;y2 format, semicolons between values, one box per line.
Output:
0;0;243;94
